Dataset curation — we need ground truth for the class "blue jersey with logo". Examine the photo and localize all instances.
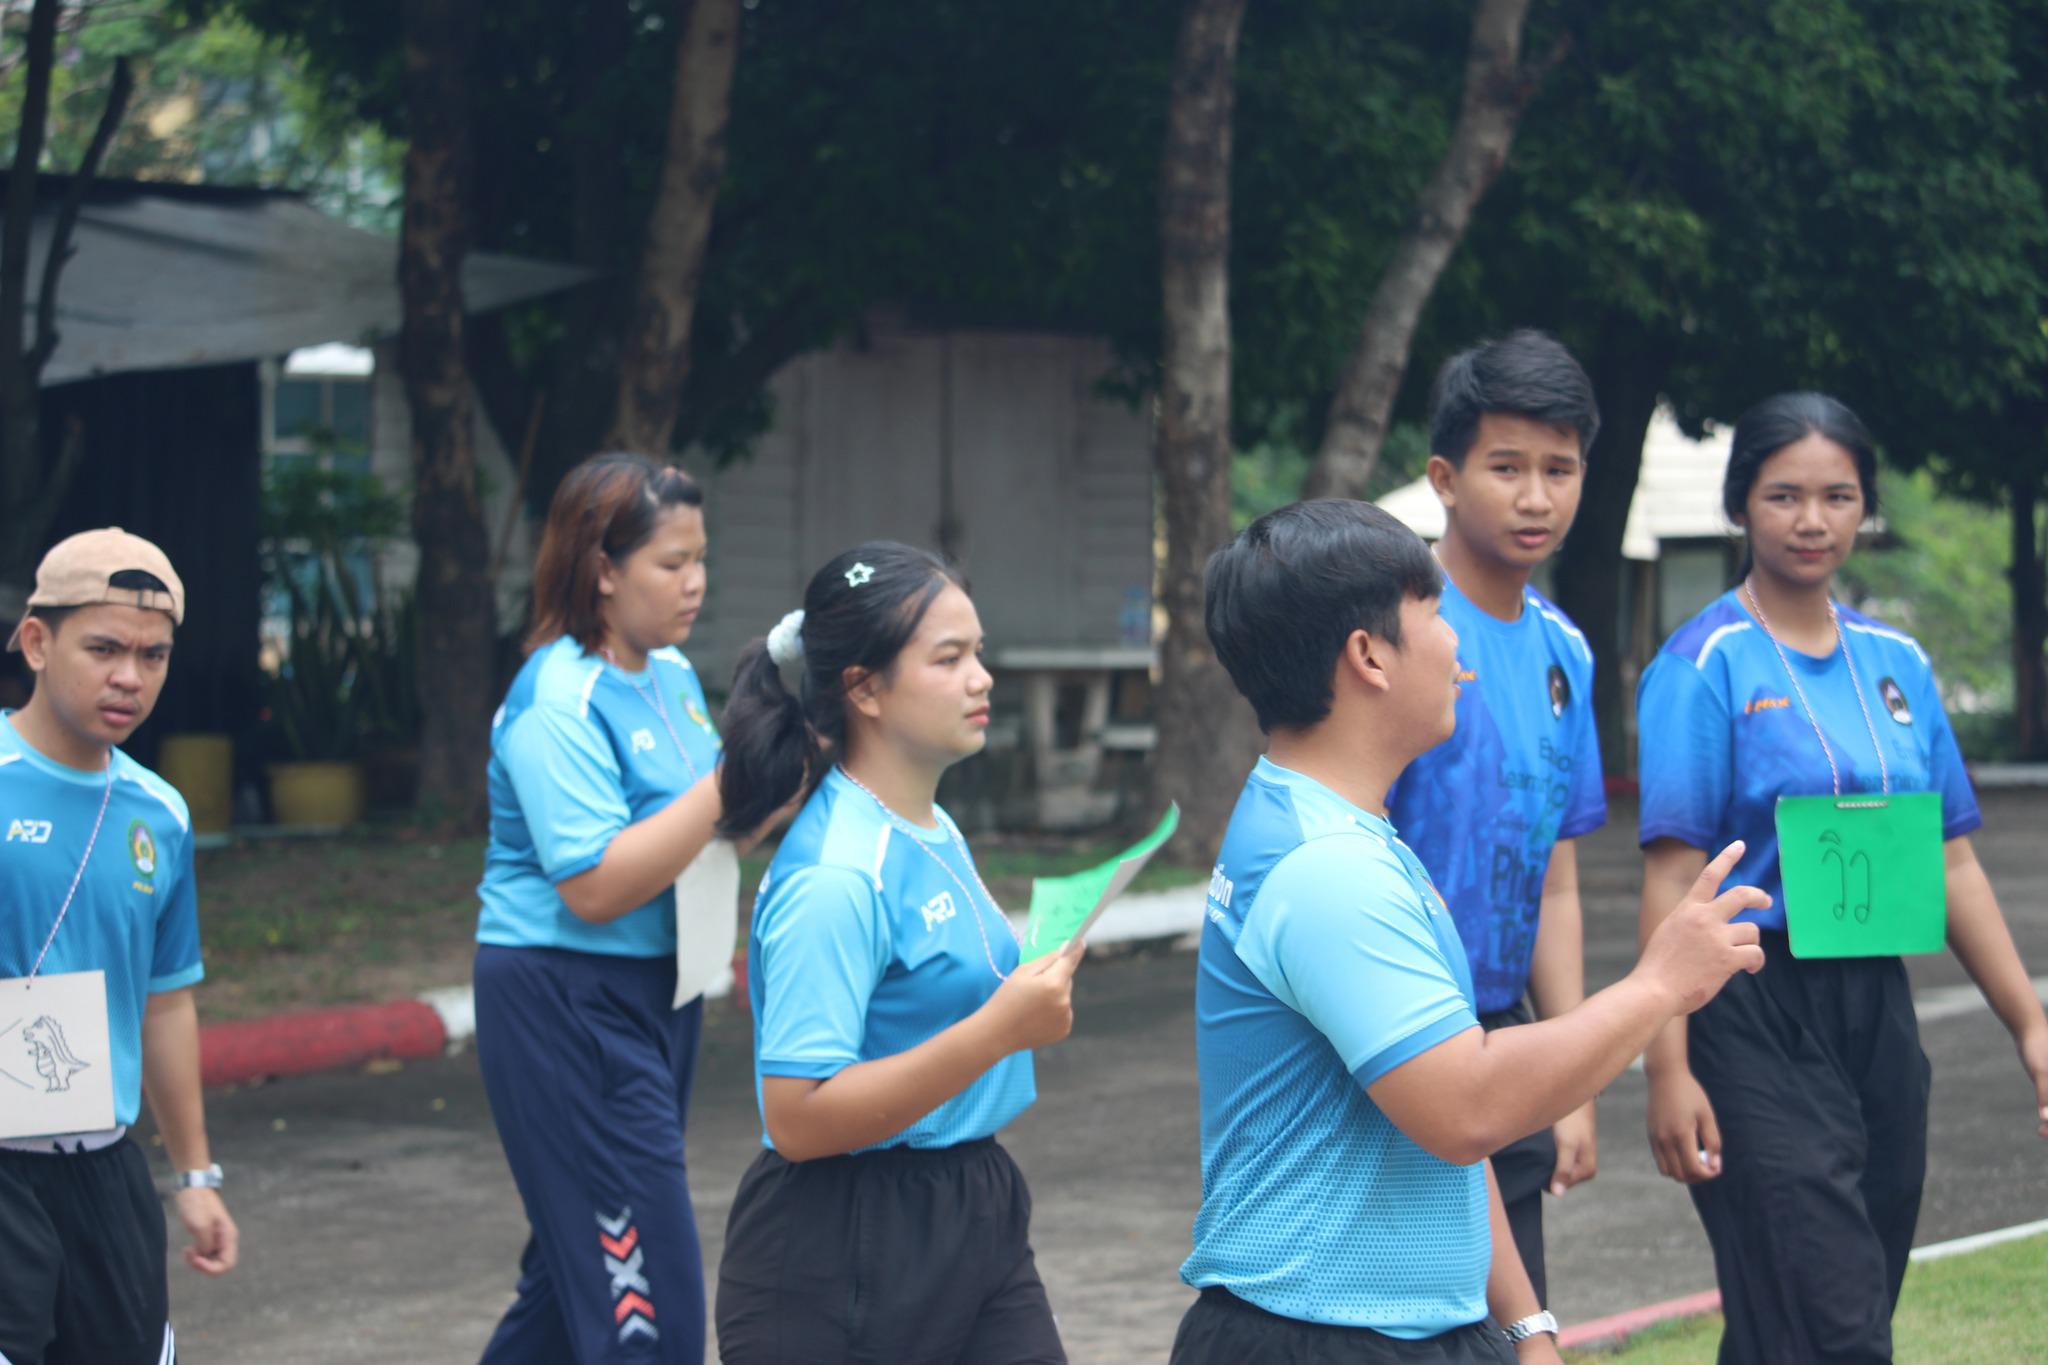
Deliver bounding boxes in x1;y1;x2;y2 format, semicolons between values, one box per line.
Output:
1638;592;1980;931
1183;757;1489;1337
747;768;1035;1151
0;713;202;1128
478;636;723;958
1388;578;1607;1013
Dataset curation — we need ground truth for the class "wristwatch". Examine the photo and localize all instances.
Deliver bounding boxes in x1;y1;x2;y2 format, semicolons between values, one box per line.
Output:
173;1163;224;1190
1503;1310;1559;1343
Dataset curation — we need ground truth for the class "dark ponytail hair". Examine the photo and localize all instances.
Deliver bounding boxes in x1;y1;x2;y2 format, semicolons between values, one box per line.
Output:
716;541;968;837
1723;392;1880;575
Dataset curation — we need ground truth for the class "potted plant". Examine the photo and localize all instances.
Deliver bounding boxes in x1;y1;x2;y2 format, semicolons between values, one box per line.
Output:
260;454;404;829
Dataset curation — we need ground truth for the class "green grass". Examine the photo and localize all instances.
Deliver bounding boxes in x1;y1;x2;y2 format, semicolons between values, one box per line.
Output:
193;828;1206;1020
1567;1233;2048;1362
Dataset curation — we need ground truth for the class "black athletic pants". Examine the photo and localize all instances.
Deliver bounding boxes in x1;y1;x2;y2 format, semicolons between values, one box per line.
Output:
1479;1001;1556;1306
1687;933;1929;1364
716;1136;1064;1365
1170;1287;1514;1364
0;1138;172;1365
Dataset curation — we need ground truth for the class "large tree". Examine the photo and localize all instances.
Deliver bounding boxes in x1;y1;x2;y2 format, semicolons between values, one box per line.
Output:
1301;0;1558;500
0;0;133;588
398;0;496;824
1151;0;1257;859
607;0;740;454
1428;0;2048;768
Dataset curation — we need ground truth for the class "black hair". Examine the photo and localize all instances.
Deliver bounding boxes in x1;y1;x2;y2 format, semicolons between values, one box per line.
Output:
1428;329;1601;467
1722;391;1881;528
716;541;968;837
29;570;175;638
1204;499;1441;733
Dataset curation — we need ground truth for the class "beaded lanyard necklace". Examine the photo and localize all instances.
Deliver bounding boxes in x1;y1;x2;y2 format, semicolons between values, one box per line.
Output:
27;761;115;986
834;764;1020;981
1742;581;1890;798
601;646;702;783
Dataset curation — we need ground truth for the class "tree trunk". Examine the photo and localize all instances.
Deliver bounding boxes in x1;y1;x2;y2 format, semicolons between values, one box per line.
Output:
400;0;496;827
1301;0;1554;500
1548;329;1669;776
2010;466;2048;761
608;0;742;454
0;0;63;588
1150;0;1258;863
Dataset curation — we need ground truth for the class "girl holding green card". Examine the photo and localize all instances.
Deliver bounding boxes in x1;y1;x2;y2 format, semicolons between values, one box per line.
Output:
1634;392;2048;1362
712;541;1082;1365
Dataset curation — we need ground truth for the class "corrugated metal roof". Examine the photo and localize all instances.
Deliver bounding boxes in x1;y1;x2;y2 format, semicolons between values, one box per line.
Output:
4;175;590;386
1378;407;1732;561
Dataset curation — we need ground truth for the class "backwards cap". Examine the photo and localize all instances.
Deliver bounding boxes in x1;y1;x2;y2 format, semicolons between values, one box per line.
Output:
5;528;185;652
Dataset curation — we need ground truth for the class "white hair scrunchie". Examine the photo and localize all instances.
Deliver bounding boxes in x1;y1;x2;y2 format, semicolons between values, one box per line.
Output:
766;609;806;669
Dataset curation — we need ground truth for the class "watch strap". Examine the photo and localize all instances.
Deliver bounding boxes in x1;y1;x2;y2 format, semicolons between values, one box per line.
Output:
1503;1310;1559;1342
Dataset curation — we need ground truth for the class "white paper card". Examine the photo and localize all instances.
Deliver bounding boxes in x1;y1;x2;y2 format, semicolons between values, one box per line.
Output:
674;840;741;1008
0;970;116;1139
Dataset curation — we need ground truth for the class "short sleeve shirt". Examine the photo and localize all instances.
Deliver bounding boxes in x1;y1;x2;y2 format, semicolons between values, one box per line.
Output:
747;768;1035;1151
478;637;723;957
0;713;202;1127
1637;592;1980;930
1182;757;1490;1337
1387;579;1606;1012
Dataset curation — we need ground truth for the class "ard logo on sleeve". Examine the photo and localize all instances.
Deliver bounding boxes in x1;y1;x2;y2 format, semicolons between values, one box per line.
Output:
920;891;959;932
6;817;52;844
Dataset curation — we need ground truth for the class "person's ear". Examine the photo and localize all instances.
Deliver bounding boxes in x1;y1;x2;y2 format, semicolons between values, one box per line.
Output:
1425;454;1460;508
15;617;52;672
1336;627;1393;698
594;549;619;600
843;665;885;720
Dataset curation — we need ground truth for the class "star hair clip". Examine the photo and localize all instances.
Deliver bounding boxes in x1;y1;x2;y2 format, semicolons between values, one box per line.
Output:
844;561;875;587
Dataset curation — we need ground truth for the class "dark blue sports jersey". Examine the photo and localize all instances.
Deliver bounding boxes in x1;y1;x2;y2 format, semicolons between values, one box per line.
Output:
1387;578;1606;1013
1637;591;1980;931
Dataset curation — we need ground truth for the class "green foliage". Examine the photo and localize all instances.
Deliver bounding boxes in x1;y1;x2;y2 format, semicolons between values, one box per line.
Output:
0;0;399;227
1837;470;2014;713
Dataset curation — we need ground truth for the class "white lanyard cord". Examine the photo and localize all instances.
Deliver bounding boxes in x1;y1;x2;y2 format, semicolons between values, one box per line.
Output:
1742;581;1891;797
834;764;1019;982
602;648;702;784
28;763;116;985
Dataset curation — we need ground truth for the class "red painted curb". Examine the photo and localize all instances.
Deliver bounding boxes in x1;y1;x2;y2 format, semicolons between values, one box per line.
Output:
1558;1288;1721;1351
199;999;448;1088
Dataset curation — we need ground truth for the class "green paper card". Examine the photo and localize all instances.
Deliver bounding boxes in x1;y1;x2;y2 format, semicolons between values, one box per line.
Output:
1774;792;1946;959
1020;804;1181;963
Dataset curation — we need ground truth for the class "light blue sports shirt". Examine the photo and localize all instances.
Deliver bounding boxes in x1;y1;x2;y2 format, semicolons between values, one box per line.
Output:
478;636;722;958
0;712;203;1128
747;767;1035;1151
1184;757;1490;1337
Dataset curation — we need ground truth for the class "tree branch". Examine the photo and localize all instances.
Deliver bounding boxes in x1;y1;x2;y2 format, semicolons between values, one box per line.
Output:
29;54;134;379
1302;0;1554;500
1;0;62;388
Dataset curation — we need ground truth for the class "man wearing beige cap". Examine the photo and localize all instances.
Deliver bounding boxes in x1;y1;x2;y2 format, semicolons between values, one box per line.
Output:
0;530;237;1365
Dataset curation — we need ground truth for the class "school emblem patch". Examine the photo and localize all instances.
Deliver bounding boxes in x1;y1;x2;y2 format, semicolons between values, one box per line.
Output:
685;698;717;736
1546;663;1570;720
127;820;156;879
1878;676;1913;725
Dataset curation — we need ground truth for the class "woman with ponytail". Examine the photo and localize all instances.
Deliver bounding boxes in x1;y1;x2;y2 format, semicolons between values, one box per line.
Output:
714;541;1083;1365
473;453;787;1365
